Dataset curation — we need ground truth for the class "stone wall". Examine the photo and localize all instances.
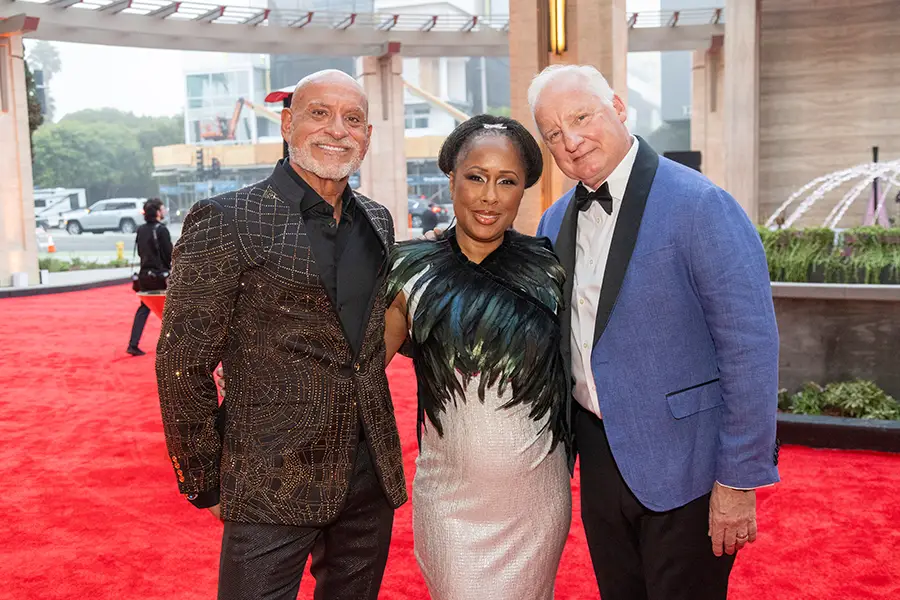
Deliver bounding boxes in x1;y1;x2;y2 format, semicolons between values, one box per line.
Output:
773;284;900;399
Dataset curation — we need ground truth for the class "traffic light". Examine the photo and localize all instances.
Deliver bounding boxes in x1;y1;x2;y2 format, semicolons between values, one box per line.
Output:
211;157;221;178
196;148;204;174
33;69;48;116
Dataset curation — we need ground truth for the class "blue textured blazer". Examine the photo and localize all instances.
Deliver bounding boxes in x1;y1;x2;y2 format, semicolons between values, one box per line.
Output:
536;138;780;511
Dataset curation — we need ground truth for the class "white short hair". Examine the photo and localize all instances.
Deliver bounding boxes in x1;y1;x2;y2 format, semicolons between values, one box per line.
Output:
527;64;614;116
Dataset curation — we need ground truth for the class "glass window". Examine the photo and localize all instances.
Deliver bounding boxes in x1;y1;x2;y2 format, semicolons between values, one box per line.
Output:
405;105;430;130
257;117;272;138
210;73;230;97
236;71;250;98
254;68;267;103
186;74;207;99
189;120;202;144
235;115;252;142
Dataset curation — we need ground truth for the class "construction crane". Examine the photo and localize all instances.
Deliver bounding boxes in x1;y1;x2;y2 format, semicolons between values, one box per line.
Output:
199;81;472;145
200;97;282;142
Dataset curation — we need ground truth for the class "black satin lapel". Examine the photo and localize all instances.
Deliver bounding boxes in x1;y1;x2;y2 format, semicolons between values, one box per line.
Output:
555;192;580;362
592;138;660;347
553;195;580;477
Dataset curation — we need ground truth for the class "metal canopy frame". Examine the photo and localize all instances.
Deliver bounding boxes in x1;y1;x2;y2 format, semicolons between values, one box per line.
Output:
0;1;726;57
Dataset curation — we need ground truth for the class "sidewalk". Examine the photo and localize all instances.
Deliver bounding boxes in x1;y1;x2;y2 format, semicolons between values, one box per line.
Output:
0;267;132;298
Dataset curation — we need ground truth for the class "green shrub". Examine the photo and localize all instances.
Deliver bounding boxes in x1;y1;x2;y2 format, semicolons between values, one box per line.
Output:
842;226;900;284
779;379;900;420
38;257;72;272
759;227;836;282
760;226;900;284
38;257;130;272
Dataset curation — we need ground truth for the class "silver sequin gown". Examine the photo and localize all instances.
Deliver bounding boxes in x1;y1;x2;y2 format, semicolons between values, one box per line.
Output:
405;276;572;600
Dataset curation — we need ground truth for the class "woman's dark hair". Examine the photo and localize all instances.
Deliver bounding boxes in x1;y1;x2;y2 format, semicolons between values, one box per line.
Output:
437;114;543;189
143;198;164;223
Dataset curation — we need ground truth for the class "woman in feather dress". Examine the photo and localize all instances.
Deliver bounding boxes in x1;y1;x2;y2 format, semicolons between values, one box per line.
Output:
383;114;572;600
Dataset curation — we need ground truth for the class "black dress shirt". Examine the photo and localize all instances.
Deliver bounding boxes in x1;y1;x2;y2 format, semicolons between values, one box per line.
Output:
282;161;385;354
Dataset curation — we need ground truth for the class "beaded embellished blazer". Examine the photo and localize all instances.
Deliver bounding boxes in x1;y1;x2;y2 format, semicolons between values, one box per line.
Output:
156;164;407;527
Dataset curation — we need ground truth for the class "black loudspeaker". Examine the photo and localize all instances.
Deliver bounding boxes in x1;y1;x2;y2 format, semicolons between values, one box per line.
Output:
664;151;702;173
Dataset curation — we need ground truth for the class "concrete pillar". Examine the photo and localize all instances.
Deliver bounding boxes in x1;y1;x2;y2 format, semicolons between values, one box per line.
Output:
509;0;548;236
724;0;760;221
0;15;40;288
691;37;726;190
511;0;627;234
568;0;628;105
357;53;409;241
438;57;448;101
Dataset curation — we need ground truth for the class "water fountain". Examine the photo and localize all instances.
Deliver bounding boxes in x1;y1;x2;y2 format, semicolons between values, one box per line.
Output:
765;159;900;229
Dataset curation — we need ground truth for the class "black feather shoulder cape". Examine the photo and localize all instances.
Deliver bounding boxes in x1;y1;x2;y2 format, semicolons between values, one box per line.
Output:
384;228;570;449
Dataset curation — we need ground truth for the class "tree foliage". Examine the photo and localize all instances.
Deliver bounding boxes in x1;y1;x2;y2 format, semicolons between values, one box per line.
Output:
27;41;61;78
25;41;61;120
32;109;184;203
24;59;44;156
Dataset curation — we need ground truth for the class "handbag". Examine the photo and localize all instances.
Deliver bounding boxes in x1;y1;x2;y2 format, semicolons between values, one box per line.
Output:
130;239;141;292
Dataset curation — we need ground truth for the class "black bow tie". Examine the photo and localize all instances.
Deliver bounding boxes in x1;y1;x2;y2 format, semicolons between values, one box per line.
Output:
575;182;613;215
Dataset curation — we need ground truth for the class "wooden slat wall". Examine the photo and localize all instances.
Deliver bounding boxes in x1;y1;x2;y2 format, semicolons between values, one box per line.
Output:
758;0;900;227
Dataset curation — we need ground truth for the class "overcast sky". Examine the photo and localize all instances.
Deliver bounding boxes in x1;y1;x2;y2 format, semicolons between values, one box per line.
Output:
31;0;679;121
31;41;188;121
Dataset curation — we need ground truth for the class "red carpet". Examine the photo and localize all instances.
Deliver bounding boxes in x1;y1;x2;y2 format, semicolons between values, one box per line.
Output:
0;285;898;599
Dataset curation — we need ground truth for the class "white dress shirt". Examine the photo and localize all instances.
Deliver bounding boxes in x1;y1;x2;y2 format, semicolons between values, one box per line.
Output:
570;136;639;417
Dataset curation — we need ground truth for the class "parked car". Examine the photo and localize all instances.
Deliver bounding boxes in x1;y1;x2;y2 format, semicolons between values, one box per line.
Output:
34;187;87;230
408;197;453;228
62;198;145;235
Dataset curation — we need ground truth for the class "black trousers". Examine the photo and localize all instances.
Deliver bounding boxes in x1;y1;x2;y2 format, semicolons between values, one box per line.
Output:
128;302;151;349
217;435;394;600
575;405;736;600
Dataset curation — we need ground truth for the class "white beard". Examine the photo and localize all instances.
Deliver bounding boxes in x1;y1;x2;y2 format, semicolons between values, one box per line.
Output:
289;140;362;181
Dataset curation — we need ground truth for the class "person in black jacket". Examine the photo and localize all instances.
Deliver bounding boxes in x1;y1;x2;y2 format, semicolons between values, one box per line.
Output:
127;198;172;356
419;202;440;232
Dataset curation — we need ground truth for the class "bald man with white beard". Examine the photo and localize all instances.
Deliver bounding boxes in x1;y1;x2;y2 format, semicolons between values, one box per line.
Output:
156;70;406;600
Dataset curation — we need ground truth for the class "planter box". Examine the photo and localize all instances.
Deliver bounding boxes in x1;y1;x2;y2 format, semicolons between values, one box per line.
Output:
772;283;900;401
777;413;900;453
806;265;899;285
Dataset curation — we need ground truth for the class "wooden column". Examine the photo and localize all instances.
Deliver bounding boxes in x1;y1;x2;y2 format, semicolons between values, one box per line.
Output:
511;0;628;235
509;0;549;235
691;36;726;190
0;15;40;288
724;0;760;221
357;53;409;240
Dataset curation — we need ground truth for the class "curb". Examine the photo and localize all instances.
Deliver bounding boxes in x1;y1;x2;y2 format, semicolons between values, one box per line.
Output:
777;413;900;453
0;277;131;299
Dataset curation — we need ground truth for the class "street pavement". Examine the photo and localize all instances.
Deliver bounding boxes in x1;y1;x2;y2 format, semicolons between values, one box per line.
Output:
40;220;444;263
40;224;183;263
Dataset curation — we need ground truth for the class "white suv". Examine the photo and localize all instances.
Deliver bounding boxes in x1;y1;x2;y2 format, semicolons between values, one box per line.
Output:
63;198;145;235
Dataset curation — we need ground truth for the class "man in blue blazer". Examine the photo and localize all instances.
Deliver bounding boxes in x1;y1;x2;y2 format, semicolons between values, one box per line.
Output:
531;65;780;600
